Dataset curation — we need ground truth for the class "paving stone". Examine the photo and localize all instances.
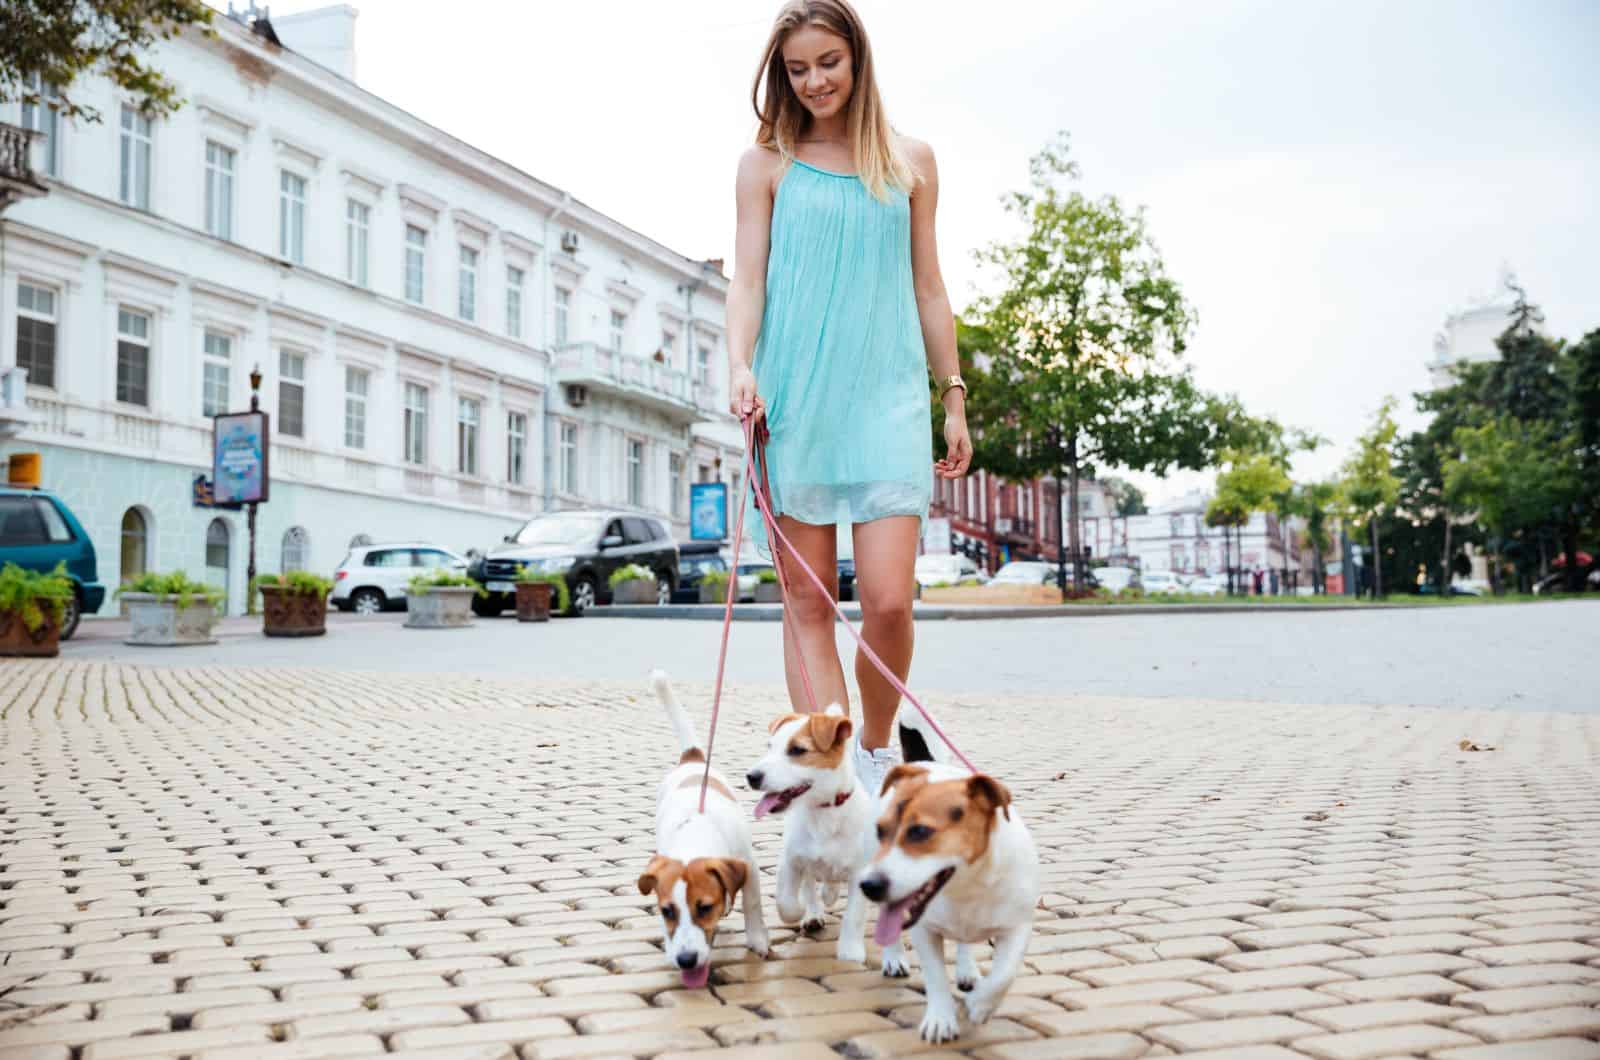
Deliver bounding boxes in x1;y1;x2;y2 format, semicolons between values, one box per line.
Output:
1432;1040;1600;1060
1177;987;1345;1018
974;1033;1150;1060
1451;1006;1600;1042
1449;982;1600;1014
1298;999;1463;1032
1294;1024;1482;1060
1148;1015;1324;1051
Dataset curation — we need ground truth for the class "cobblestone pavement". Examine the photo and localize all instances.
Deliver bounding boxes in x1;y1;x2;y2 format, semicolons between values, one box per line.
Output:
2;661;1599;1060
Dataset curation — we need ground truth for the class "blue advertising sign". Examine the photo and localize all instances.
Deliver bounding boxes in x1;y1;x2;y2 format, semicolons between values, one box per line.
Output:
689;482;728;541
213;411;270;505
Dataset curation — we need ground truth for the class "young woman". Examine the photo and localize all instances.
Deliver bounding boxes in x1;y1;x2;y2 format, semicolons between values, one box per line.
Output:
727;0;971;793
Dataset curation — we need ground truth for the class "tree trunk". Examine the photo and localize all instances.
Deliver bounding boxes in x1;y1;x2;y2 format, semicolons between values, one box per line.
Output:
1440;516;1453;594
1054;470;1068;595
1066;432;1084;592
1280;514;1291;595
1311;541;1324;595
1369;519;1383;599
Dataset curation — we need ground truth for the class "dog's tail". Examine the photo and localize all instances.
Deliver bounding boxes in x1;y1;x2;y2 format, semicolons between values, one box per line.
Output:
896;702;950;766
650;669;700;756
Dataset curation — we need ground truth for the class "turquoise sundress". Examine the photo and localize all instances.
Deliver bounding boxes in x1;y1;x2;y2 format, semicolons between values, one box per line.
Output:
745;158;933;556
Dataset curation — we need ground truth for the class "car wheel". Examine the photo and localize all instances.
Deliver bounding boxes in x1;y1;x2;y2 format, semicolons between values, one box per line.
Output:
472;594;506;617
655;574;673;605
351;588;385;615
572;574;597;614
59;591;82;641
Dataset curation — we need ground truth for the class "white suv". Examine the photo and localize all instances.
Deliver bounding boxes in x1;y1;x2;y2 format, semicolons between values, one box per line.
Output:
331;543;469;614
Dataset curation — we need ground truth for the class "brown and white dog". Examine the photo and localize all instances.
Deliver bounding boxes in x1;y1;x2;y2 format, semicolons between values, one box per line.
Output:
859;762;1040;1043
638;670;770;988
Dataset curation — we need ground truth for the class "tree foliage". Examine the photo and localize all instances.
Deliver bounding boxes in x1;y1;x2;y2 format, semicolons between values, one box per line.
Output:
0;0;214;123
1339;398;1402;596
1098;475;1147;516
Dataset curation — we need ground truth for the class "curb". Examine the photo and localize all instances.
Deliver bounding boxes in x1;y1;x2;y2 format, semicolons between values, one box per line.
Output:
589;601;1429;622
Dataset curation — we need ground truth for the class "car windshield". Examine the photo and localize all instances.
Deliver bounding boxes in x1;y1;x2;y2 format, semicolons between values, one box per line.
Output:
513;514;605;546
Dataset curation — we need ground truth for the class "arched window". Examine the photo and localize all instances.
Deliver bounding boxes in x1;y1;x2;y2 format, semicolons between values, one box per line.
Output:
120;507;149;583
282;526;310;572
206;518;231;612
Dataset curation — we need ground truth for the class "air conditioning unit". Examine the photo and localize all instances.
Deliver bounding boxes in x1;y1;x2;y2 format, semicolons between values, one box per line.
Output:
560;230;581;253
565;383;589;408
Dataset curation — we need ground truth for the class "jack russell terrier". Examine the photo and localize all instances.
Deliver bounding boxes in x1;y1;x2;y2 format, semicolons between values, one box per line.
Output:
638;670;770;988
746;703;958;975
860;762;1040;1044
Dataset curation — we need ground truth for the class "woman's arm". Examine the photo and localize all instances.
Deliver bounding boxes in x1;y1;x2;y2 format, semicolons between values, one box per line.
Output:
726;147;777;419
906;139;970;476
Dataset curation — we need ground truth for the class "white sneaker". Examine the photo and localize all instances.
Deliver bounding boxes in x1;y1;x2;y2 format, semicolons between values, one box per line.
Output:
852;737;902;798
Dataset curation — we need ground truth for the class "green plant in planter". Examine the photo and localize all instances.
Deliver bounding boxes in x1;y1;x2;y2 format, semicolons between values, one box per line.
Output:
251;570;335;599
514;567;571;612
756;568;779;584
608;563;656;589
116;571;224;609
701;569;731;587
408;568;487;597
0;561;74;632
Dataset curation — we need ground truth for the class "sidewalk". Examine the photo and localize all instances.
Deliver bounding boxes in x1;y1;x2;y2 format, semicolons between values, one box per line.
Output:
2;661;1597;1058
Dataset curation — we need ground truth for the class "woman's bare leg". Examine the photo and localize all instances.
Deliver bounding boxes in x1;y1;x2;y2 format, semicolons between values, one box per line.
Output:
774;515;847;713
851;516;920;750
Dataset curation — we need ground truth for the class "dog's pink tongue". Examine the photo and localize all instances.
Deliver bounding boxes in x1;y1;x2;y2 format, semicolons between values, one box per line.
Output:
754;793;782;819
680;963;710;989
875;898;910;946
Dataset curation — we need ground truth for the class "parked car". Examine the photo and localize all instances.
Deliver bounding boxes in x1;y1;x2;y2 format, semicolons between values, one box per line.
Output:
734;561;775;602
1094;565;1142;593
837;556;856;602
674;542;729;603
473;510;679;615
914;553;988;588
1140;570;1183;595
1186;575;1228;597
986;560;1057;587
332;543;469;614
0;486;105;639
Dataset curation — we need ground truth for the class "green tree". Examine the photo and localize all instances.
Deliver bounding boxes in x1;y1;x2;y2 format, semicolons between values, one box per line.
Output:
1;0;214;123
1098;476;1147;516
1339;398;1402;598
1203;494;1248;595
970;134;1218;591
1210;449;1290;594
1291;480;1341;594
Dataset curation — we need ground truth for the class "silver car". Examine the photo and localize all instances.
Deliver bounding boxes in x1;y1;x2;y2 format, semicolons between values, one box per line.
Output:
331;542;470;614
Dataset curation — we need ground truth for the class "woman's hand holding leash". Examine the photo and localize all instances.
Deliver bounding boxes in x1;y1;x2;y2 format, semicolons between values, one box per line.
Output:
730;365;766;425
937;410;972;479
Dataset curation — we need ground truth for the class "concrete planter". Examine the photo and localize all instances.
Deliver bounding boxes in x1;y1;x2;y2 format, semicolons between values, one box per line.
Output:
514;581;555;622
0;603;61;657
122;593;219;646
611;579;657;605
260;587;329;637
753;582;783;603
920;584;1063;606
698;582;732;604
404;586;477;629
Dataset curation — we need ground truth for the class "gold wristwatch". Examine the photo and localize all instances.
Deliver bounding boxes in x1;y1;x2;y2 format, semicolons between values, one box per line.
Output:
938;374;967;400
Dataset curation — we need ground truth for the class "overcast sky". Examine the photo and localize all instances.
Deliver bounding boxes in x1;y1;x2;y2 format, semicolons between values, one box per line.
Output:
261;0;1599;504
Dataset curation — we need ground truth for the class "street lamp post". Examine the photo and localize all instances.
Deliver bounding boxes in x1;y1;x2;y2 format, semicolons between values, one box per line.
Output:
247;364;261;615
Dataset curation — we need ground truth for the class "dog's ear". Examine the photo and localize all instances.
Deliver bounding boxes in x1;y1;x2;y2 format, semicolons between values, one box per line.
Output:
638;854;675;896
808;712;853;752
966;774;1013;821
880;763;929;798
703;858;747;905
768;713;799;736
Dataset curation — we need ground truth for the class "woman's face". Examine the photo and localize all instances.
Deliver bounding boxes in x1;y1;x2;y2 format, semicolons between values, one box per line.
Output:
782;24;853;124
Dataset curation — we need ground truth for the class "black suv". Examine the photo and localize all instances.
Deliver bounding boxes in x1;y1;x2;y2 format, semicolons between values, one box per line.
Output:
472;510;679;615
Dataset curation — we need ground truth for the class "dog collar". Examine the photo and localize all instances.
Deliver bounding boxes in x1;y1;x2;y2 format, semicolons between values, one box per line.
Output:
818;789;853;809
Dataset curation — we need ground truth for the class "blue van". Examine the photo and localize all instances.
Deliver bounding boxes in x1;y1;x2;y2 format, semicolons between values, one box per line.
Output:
0;486;105;638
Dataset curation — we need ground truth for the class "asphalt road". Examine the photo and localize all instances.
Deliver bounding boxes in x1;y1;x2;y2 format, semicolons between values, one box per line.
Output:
61;599;1597;713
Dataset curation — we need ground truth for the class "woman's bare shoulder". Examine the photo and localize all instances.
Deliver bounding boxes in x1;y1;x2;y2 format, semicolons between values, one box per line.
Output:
738;145;787;185
897;135;937;175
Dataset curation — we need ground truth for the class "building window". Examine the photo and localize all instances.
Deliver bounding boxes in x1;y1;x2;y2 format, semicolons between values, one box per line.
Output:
506;411;527;485
661;330;676;366
554;287;571;346
627;439;644;506
697;344;713;387
457;396;480;475
278;350;306;438
15;282;57;390
404;225;426;303
343;365;368;449
559;420;577;492
206;517;231;612
119;104;152;210
345;199;370;287
458;245;478;322
116;307;151;406
403;382;428;465
669;453;684;518
697;463;712;483
282;526;311;571
20;75;61;178
610;310;627;353
278;170;307;263
202;331;231;417
204;141;235;240
506;266;524;339
120;507;148;583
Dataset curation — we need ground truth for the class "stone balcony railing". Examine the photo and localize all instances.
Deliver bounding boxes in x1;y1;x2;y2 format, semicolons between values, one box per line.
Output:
554;342;721;421
0;121;47;213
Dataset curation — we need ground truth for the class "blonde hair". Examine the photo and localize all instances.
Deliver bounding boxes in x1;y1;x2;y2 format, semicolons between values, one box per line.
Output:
752;0;919;201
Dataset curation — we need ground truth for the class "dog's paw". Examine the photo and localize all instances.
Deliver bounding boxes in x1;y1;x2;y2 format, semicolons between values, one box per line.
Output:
836;937;866;964
801;916;826;936
881;950;911;977
963;988;999;1025
746;929;771;959
956;974;978;992
919;1000;962;1044
955;944;979;991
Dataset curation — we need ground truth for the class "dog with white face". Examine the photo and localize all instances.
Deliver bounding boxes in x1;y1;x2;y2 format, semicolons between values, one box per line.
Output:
637;670;770;988
747;704;934;973
859;763;1040;1044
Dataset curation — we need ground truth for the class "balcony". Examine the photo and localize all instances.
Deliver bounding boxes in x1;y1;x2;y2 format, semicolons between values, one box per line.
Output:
0;367;39;439
554;342;706;421
0;122;47;214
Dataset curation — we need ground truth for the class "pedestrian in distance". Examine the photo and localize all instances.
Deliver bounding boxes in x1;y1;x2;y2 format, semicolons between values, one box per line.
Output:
726;0;973;795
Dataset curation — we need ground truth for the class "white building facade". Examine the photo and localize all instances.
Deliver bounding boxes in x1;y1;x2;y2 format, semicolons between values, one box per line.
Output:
1128;490;1293;583
0;8;741;613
